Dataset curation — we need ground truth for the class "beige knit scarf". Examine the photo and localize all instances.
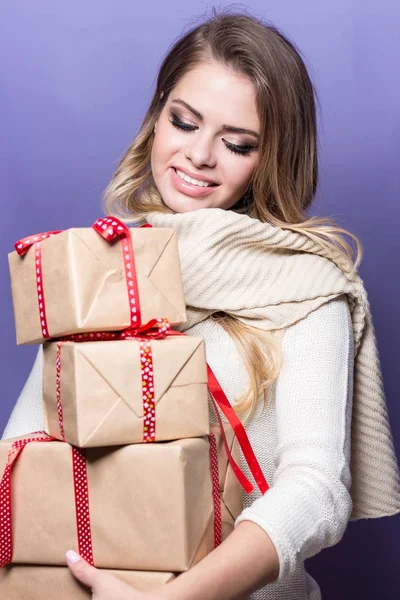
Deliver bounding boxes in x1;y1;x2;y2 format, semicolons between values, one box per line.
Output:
146;207;400;521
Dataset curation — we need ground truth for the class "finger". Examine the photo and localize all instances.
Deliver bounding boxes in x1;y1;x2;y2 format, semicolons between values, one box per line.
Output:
66;550;99;589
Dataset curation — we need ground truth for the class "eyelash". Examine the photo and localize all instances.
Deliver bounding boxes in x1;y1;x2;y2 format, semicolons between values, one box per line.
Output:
168;114;256;156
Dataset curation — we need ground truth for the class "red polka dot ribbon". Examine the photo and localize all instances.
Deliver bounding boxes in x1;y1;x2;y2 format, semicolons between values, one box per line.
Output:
34;242;48;338
15;231;63;339
56;342;65;441
92;217;141;328
209;433;222;548
139;340;156;442
14;231;63;257
0;434;56;567
0;434;94;567
14;217;148;339
72;447;94;564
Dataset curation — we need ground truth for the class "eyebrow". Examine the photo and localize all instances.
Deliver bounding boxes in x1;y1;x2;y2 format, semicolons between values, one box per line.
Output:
171;98;260;139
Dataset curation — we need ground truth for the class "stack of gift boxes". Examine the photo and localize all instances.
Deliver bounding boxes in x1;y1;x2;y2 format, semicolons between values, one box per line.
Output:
0;218;243;599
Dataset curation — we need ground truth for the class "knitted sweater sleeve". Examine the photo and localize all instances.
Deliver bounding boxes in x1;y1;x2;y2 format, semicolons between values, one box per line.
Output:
1;346;45;440
235;295;354;582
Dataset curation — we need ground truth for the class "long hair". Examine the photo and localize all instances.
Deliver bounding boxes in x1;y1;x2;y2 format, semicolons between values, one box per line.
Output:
104;9;362;422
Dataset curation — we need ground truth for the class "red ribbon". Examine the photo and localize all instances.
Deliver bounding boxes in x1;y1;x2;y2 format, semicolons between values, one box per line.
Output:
207;365;269;496
139;340;156;442
14;231;63;256
72;447;94;564
0;434;94;567
14;217;144;339
209;433;222;548
56;342;65;441
92;217;141;328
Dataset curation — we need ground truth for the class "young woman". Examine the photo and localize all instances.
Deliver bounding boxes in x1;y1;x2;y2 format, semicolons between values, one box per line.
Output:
4;10;399;600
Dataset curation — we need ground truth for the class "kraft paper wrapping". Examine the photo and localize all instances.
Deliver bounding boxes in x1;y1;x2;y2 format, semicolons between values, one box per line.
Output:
0;427;242;572
43;336;209;447
0;566;176;599
8;227;187;345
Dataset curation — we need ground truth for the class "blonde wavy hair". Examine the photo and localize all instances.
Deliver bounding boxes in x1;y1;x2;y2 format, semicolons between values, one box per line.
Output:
104;9;362;422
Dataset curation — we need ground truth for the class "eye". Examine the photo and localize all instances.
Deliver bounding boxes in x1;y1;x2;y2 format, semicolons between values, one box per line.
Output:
169;112;197;133
168;111;257;156
224;140;257;156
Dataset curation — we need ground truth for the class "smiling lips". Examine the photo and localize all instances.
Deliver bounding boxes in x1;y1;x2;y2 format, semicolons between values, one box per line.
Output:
174;165;218;185
170;167;219;197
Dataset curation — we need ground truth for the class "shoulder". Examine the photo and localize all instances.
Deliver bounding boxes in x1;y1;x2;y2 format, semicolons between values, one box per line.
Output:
280;295;354;370
283;295;352;341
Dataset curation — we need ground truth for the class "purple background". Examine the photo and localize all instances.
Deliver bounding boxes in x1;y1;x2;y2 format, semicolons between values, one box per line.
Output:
1;1;399;597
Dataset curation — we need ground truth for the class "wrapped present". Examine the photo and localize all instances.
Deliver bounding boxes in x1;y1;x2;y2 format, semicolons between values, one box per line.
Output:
0;566;175;599
9;217;187;345
43;335;209;446
0;427;242;572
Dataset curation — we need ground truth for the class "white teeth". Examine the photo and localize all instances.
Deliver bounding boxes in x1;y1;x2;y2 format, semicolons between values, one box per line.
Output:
176;169;212;187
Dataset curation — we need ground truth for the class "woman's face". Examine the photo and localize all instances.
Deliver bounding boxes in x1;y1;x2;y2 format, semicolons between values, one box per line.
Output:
150;60;260;213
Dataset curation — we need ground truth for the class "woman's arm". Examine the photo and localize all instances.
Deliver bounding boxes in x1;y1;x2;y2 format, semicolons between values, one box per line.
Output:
162;521;279;600
1;346;45;439
235;295;354;582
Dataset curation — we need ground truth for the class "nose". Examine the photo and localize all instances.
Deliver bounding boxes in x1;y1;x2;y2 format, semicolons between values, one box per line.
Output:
184;132;217;168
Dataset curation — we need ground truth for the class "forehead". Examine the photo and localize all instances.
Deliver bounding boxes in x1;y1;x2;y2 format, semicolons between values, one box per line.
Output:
170;60;259;129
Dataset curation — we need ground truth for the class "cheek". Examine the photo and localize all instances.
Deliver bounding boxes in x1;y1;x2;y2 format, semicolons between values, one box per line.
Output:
223;156;257;190
152;121;182;167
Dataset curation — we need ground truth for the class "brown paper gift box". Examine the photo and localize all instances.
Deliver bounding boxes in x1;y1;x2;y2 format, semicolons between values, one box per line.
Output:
8;226;187;345
0;427;242;572
43;336;209;447
0;566;175;599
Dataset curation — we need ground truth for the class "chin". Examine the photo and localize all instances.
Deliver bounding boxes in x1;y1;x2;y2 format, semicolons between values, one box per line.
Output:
161;192;215;213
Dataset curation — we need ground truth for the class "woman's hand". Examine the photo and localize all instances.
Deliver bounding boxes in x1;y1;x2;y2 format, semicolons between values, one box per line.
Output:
66;551;164;600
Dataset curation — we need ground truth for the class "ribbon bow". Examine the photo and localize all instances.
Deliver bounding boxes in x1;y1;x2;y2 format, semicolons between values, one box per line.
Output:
91;217;130;242
63;317;173;343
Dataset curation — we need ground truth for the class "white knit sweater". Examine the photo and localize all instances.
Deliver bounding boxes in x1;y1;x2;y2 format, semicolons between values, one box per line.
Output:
2;295;354;600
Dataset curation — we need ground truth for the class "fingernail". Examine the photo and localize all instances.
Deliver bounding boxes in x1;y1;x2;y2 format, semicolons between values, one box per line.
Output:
66;550;80;564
